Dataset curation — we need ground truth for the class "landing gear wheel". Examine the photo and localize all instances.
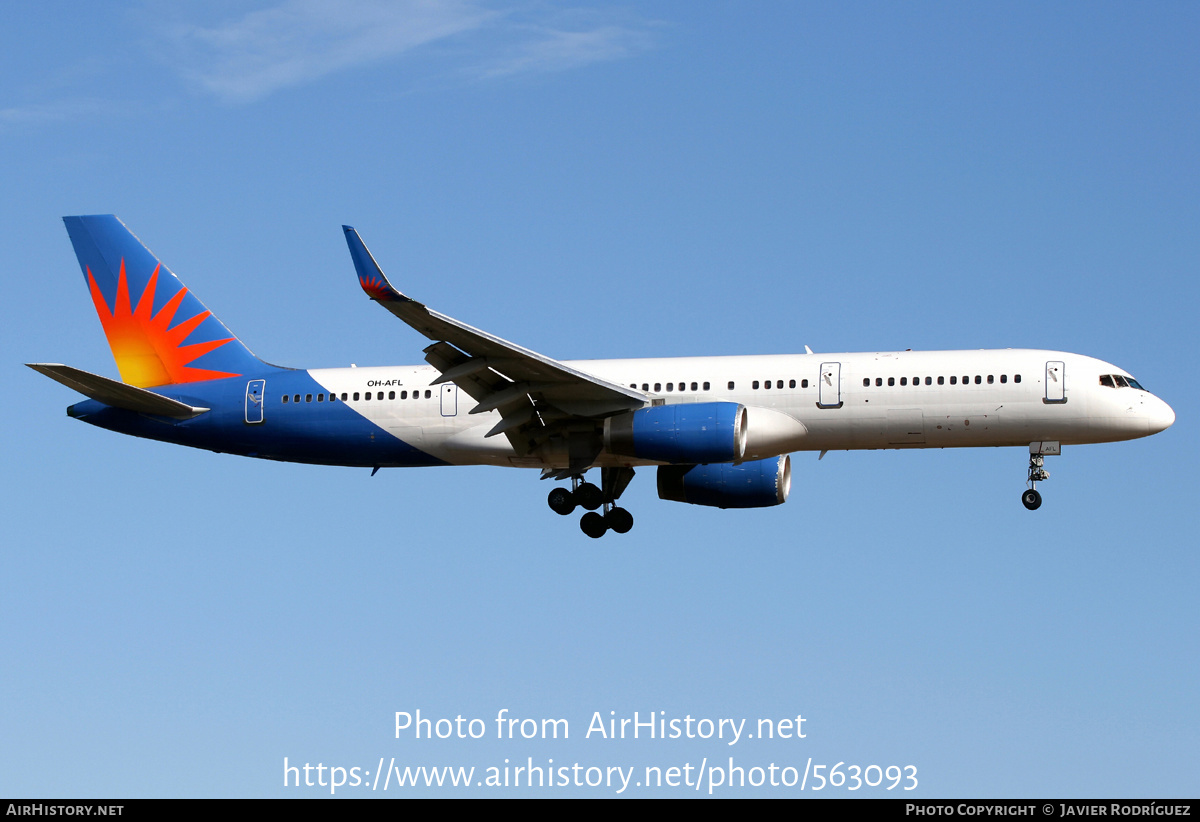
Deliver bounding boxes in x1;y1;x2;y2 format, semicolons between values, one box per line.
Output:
580;511;608;538
547;487;576;516
575;482;603;511
1021;489;1042;510
605;507;634;534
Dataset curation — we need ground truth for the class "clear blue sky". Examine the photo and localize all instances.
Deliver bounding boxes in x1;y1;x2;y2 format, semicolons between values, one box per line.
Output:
3;2;1197;797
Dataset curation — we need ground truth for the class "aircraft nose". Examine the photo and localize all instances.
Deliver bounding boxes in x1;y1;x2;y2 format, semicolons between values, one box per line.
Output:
1147;397;1175;434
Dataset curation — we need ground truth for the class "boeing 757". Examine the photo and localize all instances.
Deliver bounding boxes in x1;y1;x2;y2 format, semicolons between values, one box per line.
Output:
29;215;1175;537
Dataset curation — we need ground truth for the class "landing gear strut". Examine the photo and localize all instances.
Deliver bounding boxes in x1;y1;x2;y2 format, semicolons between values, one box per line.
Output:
1022;442;1057;510
546;468;636;537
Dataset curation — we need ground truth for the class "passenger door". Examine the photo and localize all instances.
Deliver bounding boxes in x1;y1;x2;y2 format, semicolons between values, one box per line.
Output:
244;379;266;424
818;362;842;408
1045;361;1066;403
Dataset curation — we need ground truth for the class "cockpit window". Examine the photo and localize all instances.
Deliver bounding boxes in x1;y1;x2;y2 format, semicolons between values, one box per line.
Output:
1099;374;1146;390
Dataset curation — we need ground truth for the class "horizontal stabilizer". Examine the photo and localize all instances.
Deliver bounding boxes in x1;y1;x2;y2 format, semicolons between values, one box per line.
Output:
27;363;209;419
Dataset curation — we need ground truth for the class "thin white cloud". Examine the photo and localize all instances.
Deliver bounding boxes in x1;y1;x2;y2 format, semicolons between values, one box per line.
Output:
0;98;115;127
169;0;495;103
478;24;653;78
163;0;653;103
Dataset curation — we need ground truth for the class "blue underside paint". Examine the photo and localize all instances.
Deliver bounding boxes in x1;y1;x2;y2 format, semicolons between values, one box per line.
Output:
67;369;447;468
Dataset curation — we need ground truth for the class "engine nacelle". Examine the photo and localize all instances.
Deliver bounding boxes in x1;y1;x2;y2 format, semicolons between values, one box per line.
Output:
657;455;792;509
604;402;747;464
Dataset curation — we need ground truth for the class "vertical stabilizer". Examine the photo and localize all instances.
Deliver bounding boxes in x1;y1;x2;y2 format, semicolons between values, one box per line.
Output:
63;215;266;387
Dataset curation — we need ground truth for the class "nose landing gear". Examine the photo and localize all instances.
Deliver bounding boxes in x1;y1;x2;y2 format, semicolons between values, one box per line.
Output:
1022;442;1059;510
546;467;636;537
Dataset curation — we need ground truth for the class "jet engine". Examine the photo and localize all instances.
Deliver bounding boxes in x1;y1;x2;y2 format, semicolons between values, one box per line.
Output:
657;455;791;508
603;402;747;464
603;401;808;465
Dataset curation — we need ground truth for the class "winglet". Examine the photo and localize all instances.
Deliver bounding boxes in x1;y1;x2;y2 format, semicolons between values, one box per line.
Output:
343;226;411;304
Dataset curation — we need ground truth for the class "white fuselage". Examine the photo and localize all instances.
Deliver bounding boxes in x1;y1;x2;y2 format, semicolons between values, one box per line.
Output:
305;348;1174;469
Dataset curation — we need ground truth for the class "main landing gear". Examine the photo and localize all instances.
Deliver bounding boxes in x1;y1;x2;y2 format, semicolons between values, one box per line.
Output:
1022;442;1058;511
547;468;636;538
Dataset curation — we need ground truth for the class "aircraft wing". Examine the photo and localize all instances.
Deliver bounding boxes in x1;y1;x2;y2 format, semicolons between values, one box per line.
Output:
343;227;648;453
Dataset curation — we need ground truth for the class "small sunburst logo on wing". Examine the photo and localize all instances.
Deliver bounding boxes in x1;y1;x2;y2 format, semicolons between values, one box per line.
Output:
87;260;240;387
358;273;395;301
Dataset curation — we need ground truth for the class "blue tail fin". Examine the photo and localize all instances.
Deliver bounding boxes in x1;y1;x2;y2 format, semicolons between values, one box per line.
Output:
63;215;267;387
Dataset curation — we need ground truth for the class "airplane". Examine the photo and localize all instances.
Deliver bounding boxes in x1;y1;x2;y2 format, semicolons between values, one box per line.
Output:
30;215;1175;538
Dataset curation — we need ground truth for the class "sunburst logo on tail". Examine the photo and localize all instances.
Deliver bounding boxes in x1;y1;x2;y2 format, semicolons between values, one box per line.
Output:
87;259;240;387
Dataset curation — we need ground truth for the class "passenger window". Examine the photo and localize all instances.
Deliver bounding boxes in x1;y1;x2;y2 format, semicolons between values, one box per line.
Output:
642;383;649;391
1015;374;1021;383
703;382;710;391
801;379;809;388
975;376;981;385
666;383;674;392
293;394;301;403
282;395;289;403
925;377;932;386
353;392;360;401
789;379;796;388
888;377;895;386
950;376;957;385
401;390;408;399
863;378;870;387
1000;375;1007;384
900;377;907;386
938;376;944;385
753;381;760;389
727;381;735;390
317;394;324;402
764;380;771;390
876;378;882;387
425;390;431;398
691;382;698;391
655;383;662;392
